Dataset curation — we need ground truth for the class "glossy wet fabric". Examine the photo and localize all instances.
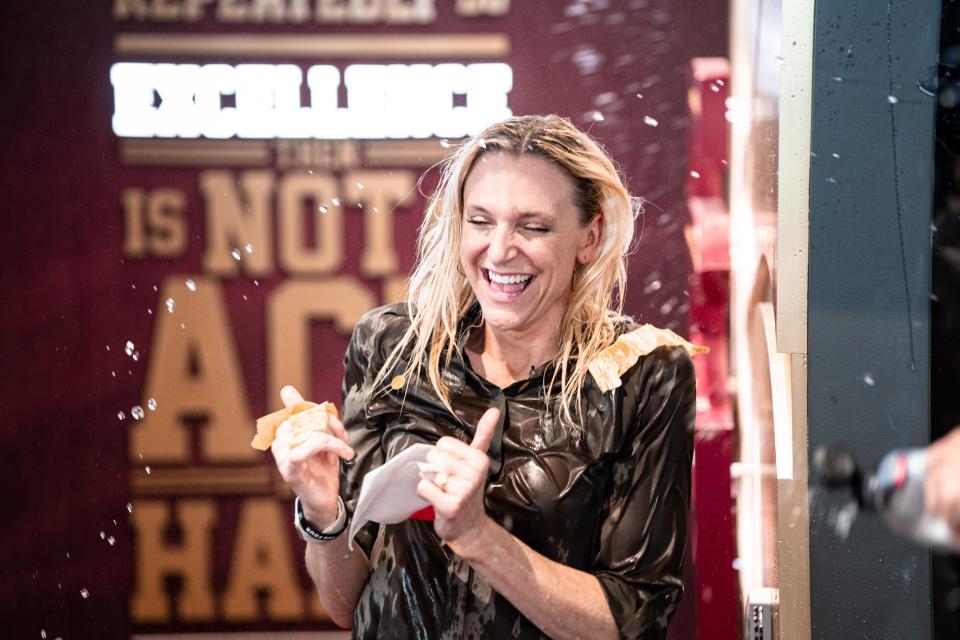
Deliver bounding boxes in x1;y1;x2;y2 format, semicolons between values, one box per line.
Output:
338;303;695;639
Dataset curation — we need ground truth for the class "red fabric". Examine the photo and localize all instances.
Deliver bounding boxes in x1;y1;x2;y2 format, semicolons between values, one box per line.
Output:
409;506;436;521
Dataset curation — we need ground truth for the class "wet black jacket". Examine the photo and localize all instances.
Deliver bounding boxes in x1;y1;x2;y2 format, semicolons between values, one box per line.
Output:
338;303;695;639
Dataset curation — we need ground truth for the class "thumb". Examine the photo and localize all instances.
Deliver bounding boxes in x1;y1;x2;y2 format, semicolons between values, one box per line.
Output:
280;385;305;409
470;407;500;453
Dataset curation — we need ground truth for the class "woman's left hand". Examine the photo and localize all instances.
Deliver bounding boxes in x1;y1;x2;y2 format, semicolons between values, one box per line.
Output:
417;407;500;555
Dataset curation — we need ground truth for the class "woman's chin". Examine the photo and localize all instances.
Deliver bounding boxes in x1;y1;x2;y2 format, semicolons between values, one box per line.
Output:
477;306;530;334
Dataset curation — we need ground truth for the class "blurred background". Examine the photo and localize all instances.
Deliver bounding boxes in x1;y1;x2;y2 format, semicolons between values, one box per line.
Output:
0;0;955;638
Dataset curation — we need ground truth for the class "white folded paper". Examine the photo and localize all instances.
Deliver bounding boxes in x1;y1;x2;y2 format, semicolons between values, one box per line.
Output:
348;442;441;548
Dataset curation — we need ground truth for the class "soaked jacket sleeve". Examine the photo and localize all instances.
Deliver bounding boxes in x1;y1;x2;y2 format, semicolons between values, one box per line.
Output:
338;308;390;558
592;347;696;639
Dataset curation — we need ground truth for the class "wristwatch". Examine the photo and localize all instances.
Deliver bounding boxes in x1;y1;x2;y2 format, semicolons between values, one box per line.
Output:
294;496;348;543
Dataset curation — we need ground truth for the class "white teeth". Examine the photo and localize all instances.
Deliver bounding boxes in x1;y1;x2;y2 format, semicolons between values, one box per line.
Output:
487;271;532;285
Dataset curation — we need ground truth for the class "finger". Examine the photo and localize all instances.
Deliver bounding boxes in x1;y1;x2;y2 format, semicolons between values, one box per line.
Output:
428;445;484;477
926;471;941;516
470;407;500;453
436;436;489;469
326;414;350;444
281;385;305;409
417;477;457;510
289;431;355;465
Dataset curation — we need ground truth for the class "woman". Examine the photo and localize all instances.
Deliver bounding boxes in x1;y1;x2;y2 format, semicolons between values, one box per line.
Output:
271;115;697;639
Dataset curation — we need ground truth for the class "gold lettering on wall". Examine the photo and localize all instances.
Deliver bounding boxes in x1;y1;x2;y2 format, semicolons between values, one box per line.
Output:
382;275;409;305
131;276;255;462
222;498;306;621
201;170;274;277
267;278;375;410
278;173;344;275
130;499;216;622
343;170;413;277
122;187;188;258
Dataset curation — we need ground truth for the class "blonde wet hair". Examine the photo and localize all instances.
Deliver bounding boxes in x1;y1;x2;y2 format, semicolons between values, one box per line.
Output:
376;114;641;426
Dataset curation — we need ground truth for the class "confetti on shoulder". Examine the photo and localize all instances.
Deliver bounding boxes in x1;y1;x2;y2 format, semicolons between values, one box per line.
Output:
588;325;709;392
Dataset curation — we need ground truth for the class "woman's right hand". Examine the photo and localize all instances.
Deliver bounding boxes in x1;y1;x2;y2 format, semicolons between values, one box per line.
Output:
272;385;355;525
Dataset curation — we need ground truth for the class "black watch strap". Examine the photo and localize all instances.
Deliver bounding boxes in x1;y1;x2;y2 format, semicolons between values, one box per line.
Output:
294;496;348;542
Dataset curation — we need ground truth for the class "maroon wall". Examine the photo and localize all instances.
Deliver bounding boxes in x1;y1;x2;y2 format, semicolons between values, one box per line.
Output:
0;2;727;637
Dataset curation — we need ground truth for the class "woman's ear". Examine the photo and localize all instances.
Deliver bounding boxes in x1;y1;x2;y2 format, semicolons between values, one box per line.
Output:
577;213;604;264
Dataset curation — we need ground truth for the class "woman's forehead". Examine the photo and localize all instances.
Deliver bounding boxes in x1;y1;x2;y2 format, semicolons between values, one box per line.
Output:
463;153;577;212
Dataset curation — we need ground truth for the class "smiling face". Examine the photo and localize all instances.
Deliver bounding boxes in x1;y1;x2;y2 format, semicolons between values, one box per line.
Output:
459;152;602;344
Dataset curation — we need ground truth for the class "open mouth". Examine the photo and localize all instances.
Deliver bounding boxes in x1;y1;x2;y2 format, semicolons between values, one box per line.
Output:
482;268;535;298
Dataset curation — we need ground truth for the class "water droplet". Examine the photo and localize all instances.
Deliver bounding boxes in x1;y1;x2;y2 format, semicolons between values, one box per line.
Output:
117;411;125;421
832;75;843;82
125;341;135;356
99;531;106;539
253;280;259;287
242;294;248;301
244;242;254;253
440;139;451;148
826;177;838;184
41;631;47;639
144;466;152;475
643;115;659;127
165;298;175;313
709;83;720;92
689;170;701;179
635;93;644;99
231;249;241;261
731;558;742;571
831;152;840;159
644;280;662;294
590;110;605;122
332;196;342;206
185;278;197;292
105;345;111;351
131;406;145;420
131;351;140;362
887;95;899;104
863;373;875;386
80;589;89;599
318;204;329;214
107;536;116;546
126;503;134;513
147;398;157;411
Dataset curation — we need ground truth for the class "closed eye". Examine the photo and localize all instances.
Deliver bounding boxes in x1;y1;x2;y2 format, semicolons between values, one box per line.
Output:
523;225;550;233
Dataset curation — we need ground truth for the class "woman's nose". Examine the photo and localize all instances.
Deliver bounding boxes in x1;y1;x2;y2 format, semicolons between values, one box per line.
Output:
487;224;516;263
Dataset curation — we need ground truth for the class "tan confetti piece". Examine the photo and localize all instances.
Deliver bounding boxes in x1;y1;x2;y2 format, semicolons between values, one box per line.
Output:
251;400;338;451
588;325;709;392
390;375;406;390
